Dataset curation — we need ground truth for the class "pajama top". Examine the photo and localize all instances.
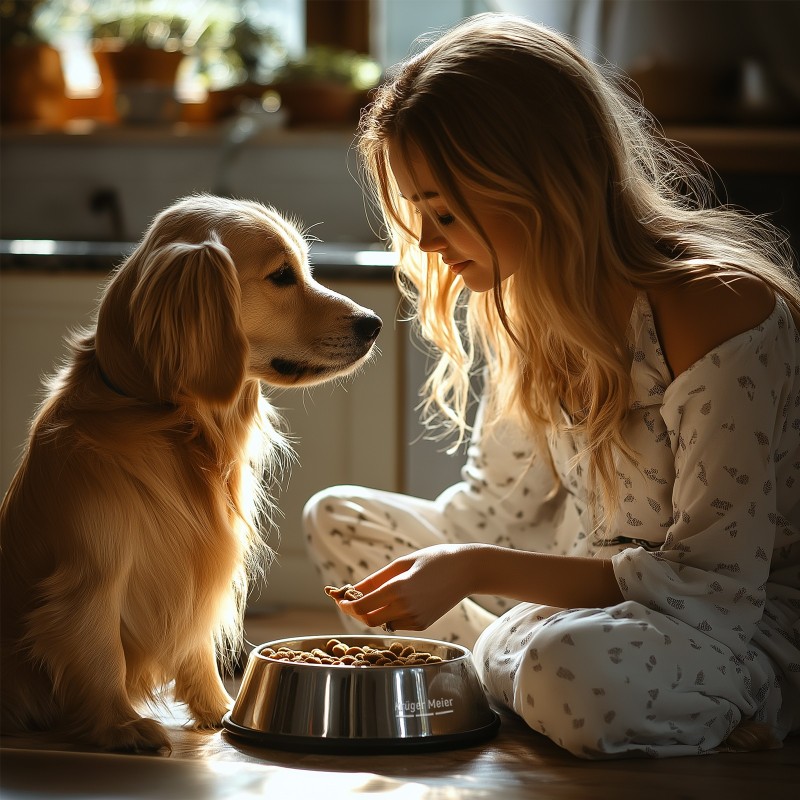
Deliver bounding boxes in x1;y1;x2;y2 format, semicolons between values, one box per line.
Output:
440;292;800;692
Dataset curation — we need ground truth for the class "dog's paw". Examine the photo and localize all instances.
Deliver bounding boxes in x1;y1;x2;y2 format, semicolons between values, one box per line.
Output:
93;717;172;753
188;698;233;730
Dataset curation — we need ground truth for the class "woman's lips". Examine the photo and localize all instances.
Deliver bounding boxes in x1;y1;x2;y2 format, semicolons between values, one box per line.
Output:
445;259;469;275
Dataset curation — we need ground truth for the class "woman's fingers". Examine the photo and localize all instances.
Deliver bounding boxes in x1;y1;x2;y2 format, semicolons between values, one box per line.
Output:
352;558;411;595
340;590;394;621
334;552;428;630
363;604;422;632
340;582;410;629
338;581;426;632
335;545;469;633
337;559;410;617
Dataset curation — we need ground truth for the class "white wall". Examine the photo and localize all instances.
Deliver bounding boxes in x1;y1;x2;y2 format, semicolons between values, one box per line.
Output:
0;128;376;244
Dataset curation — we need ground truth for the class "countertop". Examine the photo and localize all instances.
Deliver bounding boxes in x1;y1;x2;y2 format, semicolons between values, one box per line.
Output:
0;239;397;281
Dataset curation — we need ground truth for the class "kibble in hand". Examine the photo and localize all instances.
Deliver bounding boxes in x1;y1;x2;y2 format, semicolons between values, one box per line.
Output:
324;583;363;602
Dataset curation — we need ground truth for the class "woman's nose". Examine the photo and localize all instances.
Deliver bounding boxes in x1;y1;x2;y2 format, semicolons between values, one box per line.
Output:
418;218;446;253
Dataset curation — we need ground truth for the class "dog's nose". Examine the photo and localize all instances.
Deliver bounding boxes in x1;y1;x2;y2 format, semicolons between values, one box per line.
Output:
353;313;382;343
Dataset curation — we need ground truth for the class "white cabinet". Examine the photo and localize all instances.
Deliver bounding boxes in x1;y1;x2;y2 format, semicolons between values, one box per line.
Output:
0;271;402;610
1;272;107;489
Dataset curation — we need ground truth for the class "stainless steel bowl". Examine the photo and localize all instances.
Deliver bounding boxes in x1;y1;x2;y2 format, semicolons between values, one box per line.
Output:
223;634;500;753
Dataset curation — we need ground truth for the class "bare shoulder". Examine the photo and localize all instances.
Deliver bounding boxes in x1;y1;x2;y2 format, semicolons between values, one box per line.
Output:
647;273;776;378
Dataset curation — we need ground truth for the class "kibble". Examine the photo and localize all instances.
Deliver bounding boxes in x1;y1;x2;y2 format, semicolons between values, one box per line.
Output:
324;584;363;602
261;638;444;667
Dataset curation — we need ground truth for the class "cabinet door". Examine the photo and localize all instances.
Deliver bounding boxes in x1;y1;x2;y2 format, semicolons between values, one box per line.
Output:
1;273;107;490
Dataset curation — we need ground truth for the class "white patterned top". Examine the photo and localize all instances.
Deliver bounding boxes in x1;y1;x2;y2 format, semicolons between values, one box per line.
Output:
440;292;800;685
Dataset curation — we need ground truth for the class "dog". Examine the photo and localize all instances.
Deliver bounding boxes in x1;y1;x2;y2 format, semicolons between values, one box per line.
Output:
0;194;382;752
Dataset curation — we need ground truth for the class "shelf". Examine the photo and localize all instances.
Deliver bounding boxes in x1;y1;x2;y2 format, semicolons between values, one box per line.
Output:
0;239;396;280
662;125;800;173
0;120;357;148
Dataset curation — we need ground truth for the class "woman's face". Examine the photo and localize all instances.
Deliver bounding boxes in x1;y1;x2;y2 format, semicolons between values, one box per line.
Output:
387;140;525;292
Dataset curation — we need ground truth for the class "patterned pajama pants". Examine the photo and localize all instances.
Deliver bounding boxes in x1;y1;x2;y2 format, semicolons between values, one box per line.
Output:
302;485;783;758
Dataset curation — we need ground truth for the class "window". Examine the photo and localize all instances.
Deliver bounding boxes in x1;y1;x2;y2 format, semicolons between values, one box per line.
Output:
34;0;304;100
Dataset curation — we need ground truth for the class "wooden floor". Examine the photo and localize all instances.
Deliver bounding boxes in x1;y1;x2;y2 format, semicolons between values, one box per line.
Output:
2;607;798;799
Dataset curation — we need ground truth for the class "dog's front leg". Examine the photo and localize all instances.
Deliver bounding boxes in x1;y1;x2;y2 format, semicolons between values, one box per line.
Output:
173;640;233;728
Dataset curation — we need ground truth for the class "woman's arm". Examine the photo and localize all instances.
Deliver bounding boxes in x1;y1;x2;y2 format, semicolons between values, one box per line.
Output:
470;544;623;606
340;543;623;632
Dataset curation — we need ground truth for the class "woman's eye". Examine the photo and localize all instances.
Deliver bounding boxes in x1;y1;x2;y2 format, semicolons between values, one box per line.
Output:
267;264;296;286
410;207;454;226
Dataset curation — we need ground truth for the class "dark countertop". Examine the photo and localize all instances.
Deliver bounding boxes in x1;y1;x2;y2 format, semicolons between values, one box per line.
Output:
0;239;397;281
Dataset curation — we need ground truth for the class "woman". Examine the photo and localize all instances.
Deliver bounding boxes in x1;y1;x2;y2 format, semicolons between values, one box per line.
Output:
304;13;800;758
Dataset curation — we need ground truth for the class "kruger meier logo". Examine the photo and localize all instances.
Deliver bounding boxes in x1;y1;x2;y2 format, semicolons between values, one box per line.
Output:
396;697;455;717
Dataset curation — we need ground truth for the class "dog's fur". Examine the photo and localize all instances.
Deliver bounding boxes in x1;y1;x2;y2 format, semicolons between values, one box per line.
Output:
0;194;381;752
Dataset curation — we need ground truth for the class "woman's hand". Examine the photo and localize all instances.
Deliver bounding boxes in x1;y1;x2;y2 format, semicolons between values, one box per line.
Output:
338;544;480;632
334;543;623;631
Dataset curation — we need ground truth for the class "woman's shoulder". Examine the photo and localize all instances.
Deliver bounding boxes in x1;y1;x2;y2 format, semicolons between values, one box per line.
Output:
646;272;776;379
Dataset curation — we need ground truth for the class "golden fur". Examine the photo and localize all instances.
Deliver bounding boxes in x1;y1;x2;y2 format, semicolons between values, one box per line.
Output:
0;194;381;752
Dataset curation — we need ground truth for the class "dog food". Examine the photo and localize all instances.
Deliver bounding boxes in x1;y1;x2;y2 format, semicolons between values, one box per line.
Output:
262;638;444;667
324;583;363;602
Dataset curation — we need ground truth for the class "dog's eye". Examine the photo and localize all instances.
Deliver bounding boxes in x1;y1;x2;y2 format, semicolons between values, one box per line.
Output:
267;264;296;286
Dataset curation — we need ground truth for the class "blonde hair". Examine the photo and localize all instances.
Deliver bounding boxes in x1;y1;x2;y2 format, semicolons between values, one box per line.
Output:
358;13;800;527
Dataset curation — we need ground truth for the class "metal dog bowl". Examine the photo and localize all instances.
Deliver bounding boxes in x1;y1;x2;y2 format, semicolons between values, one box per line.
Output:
223;634;500;753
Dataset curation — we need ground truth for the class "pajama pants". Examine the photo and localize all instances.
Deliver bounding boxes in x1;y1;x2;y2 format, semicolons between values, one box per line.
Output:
302;485;786;758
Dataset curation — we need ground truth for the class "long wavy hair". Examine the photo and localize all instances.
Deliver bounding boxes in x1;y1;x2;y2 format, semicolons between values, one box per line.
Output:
358;13;800;527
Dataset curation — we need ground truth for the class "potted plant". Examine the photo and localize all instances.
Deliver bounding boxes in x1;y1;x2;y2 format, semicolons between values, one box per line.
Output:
0;0;67;127
273;46;382;127
91;4;192;123
198;16;288;122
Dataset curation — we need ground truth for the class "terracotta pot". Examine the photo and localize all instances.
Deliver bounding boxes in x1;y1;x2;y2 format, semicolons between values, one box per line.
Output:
275;80;359;127
0;43;67;127
205;82;273;122
94;42;185;85
93;43;185;124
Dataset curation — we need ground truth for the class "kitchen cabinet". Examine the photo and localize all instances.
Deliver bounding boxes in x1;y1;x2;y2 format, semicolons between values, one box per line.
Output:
0;267;403;610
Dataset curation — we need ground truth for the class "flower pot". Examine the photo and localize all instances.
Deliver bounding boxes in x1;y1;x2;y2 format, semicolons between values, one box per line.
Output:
0;43;67;127
93;42;185;124
205;82;273;122
275;80;359;127
94;41;185;85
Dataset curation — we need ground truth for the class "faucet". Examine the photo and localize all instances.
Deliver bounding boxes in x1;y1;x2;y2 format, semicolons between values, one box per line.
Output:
213;96;286;197
89;187;126;241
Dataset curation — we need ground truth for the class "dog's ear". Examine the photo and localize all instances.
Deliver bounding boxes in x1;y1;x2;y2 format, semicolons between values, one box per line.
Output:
130;236;248;404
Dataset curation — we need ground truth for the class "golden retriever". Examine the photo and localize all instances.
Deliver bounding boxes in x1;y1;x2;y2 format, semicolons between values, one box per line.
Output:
0;194;382;752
